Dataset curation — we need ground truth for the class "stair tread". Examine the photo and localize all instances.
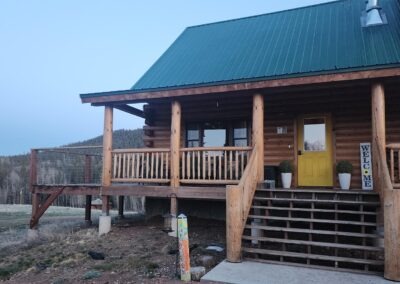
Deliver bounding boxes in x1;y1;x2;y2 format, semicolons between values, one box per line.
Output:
253;197;380;205
251;205;377;215
242;247;384;265
248;215;377;226
244;224;381;238
257;188;379;195
241;236;383;251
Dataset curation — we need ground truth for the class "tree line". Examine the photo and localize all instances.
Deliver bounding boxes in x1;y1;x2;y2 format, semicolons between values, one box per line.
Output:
0;129;144;211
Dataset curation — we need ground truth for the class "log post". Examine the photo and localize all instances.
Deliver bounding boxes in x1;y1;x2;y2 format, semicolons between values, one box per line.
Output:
84;155;92;224
226;185;242;262
102;106;113;216
371;83;386;197
371;83;400;281
170;101;181;216
252;94;264;182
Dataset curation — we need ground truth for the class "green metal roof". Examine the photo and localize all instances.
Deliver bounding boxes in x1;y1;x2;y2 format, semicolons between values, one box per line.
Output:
131;0;400;90
82;0;400;99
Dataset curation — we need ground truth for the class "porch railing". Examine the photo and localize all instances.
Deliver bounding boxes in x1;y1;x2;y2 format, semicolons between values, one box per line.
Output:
111;148;170;183
180;147;252;185
387;143;400;188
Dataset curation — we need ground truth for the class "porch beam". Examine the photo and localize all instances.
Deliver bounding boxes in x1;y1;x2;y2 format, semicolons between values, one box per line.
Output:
170;100;181;216
114;104;145;118
252;94;264;181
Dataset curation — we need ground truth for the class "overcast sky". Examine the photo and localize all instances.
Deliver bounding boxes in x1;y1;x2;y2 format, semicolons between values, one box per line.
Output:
0;0;334;156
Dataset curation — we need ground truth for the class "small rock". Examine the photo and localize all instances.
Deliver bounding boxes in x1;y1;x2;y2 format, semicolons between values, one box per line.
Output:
199;255;215;268
205;245;224;252
82;270;101;280
35;262;48;272
190;266;206;281
161;244;174;255
88;251;105;260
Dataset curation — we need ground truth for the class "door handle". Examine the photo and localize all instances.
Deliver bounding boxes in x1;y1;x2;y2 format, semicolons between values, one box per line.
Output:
298;150;302;155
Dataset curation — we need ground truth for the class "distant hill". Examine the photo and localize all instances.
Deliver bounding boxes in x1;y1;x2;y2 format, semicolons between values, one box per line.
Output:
0;129;144;208
66;129;144;149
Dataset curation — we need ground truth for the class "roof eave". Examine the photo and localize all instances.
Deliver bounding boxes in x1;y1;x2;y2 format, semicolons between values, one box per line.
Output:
80;66;400;106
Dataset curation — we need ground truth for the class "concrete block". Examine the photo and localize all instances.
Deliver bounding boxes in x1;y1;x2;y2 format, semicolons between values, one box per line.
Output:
168;216;178;238
190;266;206;281
99;215;111;236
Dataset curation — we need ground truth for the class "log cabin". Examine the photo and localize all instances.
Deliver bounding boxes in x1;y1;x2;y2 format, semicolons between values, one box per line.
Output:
30;0;400;280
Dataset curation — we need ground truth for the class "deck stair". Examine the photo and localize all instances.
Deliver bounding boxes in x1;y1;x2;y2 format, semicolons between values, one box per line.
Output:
242;188;383;274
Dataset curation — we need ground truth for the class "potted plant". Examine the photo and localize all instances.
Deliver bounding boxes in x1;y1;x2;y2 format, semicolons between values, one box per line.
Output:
279;160;294;189
336;160;353;190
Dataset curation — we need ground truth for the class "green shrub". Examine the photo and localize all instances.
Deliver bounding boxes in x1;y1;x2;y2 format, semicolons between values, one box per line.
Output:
279;160;294;173
336;160;353;174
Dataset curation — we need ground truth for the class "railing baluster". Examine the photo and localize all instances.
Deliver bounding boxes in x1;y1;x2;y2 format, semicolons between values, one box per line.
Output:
197;151;200;179
229;151;233;180
166;152;169;178
192;151;195;180
187;152;191;179
182;152;186;179
160;152;164;179
118;154;122;178
224;151;227;180
155;152;159;178
202;151;206;180
219;154;222;180
150;152;154;179
235;151;239;180
397;150;400;184
213;152;216;180
113;153;117;179
391;149;395;182
241;151;244;177
146;153;149;178
206;151;211;179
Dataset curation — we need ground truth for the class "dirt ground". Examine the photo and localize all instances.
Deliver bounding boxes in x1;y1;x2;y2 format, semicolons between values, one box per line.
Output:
0;213;226;284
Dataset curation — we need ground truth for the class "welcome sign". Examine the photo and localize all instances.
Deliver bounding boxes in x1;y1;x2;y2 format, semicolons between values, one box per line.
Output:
360;143;373;190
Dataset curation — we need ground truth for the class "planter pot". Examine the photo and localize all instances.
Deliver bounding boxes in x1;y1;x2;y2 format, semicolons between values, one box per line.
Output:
338;173;351;190
281;173;292;189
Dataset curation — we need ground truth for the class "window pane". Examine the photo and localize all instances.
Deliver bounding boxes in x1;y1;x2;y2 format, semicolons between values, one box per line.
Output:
304;118;326;151
187;130;199;140
188;141;199;147
234;128;247;139
204;129;226;147
234;139;247;147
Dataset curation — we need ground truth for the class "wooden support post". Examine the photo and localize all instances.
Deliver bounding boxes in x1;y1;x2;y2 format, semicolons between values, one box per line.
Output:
85;195;92;225
170;101;181;216
371;83;386;197
102;195;110;215
102;106;113;187
30;149;38;229
118;196;125;218
101;106;113;216
252;94;264;182
84;155;92;224
226;185;242;262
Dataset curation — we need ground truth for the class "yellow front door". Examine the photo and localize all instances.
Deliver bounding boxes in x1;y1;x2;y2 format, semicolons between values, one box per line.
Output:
297;115;333;187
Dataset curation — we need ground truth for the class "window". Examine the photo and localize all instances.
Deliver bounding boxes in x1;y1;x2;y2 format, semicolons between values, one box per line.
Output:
233;121;248;147
186;124;200;147
186;120;249;148
303;117;326;151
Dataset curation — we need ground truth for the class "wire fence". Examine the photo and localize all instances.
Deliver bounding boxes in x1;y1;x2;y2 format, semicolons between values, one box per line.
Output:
36;146;103;186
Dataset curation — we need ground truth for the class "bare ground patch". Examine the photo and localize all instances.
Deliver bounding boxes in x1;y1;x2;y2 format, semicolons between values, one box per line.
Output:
0;213;226;283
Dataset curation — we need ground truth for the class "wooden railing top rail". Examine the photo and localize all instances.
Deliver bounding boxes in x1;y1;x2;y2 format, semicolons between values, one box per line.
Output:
112;148;170;153
386;143;400;149
180;146;252;152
